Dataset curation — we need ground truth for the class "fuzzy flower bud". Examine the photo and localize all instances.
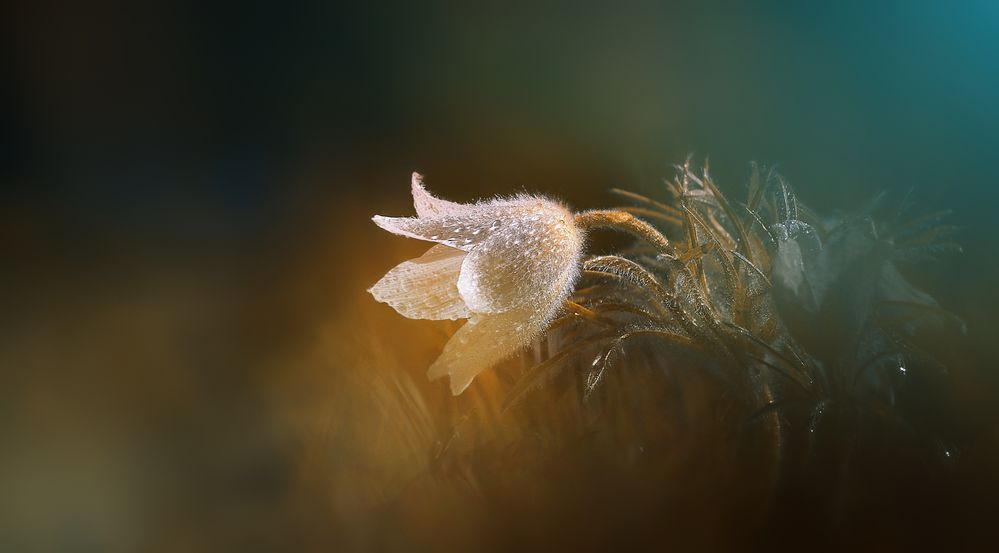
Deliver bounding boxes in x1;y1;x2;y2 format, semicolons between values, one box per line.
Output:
369;173;585;394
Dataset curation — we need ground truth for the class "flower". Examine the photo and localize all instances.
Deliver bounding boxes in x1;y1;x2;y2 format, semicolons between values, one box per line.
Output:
369;173;585;394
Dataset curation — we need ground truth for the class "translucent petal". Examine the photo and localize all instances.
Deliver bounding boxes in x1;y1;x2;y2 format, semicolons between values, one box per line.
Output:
428;307;546;394
368;244;470;320
372;214;495;251
410;172;466;218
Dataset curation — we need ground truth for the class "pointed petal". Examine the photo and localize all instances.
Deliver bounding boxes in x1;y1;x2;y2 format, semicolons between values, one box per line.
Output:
428;307;544;394
371;173;481;246
369;244;470;320
372;212;496;252
373;215;439;242
411;173;468;218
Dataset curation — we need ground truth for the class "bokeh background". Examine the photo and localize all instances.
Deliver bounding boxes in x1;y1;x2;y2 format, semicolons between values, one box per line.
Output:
3;1;999;550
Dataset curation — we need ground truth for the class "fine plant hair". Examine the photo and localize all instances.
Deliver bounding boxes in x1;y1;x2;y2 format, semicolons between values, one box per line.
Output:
550;160;958;445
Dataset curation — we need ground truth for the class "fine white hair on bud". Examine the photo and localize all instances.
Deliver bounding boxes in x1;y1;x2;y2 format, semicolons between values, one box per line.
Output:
369;172;585;394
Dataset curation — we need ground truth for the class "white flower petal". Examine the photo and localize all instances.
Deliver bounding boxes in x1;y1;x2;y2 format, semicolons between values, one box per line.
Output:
372;213;496;251
427;307;545;394
372;215;440;242
410;172;467;218
368;244;470;320
456;200;583;313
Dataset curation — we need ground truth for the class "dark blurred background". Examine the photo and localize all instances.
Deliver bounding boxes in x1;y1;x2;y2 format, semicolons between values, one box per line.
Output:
2;1;999;550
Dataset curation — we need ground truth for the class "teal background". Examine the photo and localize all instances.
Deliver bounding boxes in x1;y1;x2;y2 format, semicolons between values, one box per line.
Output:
7;2;996;348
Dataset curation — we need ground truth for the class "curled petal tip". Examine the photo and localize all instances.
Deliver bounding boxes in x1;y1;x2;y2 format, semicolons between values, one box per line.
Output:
410;173;468;218
372;215;416;238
